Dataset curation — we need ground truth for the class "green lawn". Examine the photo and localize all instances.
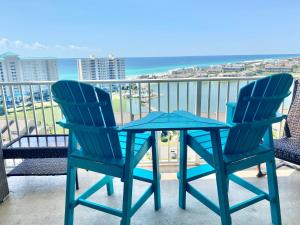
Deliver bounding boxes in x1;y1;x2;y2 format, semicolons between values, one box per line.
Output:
0;97;127;134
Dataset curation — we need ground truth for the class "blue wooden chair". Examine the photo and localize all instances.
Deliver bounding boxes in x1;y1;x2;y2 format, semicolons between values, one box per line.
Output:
52;80;161;225
179;73;293;225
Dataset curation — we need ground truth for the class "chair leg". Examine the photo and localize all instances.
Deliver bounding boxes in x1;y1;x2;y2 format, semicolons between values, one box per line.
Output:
106;176;114;196
225;177;229;193
266;159;282;225
121;132;135;225
151;131;161;210
257;164;266;177
64;165;77;225
179;130;188;209
211;130;231;225
215;170;232;225
121;171;134;225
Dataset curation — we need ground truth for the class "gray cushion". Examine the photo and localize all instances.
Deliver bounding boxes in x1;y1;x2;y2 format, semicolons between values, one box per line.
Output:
274;137;300;165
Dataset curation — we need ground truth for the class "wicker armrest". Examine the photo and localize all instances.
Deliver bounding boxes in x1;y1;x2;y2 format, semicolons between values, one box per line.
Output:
0;146;9;202
284;119;292;138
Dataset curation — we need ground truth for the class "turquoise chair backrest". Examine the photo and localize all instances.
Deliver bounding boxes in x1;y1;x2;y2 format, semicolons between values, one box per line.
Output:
52;80;123;159
224;73;293;155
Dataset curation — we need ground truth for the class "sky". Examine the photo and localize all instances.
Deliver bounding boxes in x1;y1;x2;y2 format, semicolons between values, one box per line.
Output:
0;0;299;58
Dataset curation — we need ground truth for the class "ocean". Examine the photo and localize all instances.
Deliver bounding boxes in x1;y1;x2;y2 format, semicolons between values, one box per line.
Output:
57;54;298;116
58;54;300;80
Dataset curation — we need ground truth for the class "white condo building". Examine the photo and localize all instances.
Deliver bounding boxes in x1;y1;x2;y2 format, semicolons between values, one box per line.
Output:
0;52;58;83
0;52;58;97
77;55;125;81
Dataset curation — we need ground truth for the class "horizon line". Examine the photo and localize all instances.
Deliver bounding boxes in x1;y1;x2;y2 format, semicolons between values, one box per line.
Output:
58;52;300;59
1;51;300;59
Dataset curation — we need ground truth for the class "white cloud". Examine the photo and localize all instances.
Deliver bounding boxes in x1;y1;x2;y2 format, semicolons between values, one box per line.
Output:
0;38;9;46
0;37;90;51
68;45;89;50
31;42;48;49
14;40;25;48
54;44;65;49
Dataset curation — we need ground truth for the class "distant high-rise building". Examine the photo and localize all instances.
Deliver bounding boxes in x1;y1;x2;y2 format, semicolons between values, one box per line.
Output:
0;52;58;82
0;52;58;97
77;55;125;81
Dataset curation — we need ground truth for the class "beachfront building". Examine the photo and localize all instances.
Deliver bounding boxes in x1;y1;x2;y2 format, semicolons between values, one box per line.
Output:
77;55;125;81
0;52;58;97
0;52;58;82
21;58;58;81
207;65;222;73
222;64;245;72
264;65;293;73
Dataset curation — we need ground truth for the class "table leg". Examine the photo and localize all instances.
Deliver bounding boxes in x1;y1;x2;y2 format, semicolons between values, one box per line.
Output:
179;130;187;209
151;131;161;210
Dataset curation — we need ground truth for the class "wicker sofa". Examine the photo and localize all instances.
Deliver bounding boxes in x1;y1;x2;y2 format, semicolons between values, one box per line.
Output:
274;79;300;167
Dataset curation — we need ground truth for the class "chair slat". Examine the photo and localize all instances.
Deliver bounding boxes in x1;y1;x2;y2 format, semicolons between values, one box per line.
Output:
52;81;122;160
243;76;270;122
233;82;255;122
225;73;293;155
253;75;282;120
67;81;95;126
252;75;278;120
80;83;105;126
261;75;293;119
95;88;117;127
52;81;83;124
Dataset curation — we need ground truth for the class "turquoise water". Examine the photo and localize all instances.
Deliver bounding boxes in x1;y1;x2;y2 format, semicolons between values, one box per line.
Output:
57;54;296;116
58;54;300;79
58;59;78;80
113;80;292;119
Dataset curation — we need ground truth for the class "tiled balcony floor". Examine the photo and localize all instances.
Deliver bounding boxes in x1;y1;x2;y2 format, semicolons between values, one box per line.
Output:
0;166;299;225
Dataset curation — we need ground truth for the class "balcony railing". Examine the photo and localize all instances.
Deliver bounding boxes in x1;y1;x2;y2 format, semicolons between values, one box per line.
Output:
0;77;292;166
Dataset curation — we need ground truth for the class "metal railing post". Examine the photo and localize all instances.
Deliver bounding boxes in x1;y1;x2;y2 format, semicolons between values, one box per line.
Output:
196;81;202;116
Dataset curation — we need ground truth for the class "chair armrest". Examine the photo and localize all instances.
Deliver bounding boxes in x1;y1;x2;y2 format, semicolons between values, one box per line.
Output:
261;113;287;148
262;126;273;148
273;113;290;138
57;119;120;133
226;102;236;124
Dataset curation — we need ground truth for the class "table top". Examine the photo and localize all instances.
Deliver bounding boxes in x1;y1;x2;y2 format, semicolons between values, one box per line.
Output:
122;111;228;132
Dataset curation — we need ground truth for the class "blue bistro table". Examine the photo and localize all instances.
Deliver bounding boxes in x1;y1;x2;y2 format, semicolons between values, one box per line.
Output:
122;110;229;207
